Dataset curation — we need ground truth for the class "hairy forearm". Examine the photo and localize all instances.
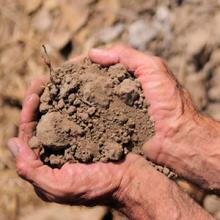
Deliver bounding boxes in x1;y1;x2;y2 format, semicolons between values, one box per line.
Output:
161;114;220;191
116;160;213;220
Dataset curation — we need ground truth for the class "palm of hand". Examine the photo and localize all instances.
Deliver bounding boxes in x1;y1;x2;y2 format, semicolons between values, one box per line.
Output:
11;78;139;205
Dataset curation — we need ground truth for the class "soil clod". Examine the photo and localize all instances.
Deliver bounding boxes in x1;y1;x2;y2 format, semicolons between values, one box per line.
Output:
30;58;155;167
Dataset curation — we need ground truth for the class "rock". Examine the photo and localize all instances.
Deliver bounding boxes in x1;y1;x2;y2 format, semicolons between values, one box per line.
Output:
112;210;128;220
212;13;220;45
128;20;158;50
19;204;107;220
208;66;220;102
203;195;220;214
44;0;59;10
210;69;220;88
176;179;204;203
186;29;211;58
98;23;124;43
61;1;89;33
155;6;172;42
208;86;220;102
206;50;220;72
49;30;72;50
185;73;208;110
156;6;170;22
32;9;52;33
23;0;42;14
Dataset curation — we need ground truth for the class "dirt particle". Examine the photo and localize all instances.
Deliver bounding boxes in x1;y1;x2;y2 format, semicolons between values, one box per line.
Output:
117;79;140;106
57;99;65;109
29;136;41;149
87;106;96;116
103;142;123;161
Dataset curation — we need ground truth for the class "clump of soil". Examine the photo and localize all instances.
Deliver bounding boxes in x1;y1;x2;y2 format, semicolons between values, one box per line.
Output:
29;58;155;167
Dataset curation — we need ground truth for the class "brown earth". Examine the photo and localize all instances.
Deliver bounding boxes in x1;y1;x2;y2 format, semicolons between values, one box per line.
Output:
1;0;220;219
30;59;154;166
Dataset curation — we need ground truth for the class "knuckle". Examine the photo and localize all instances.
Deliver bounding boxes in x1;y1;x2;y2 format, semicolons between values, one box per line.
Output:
16;160;28;178
19;123;26;133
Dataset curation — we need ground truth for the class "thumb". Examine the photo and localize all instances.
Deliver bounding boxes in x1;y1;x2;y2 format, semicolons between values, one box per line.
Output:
89;48;120;66
7;137;37;161
89;44;164;73
143;139;163;164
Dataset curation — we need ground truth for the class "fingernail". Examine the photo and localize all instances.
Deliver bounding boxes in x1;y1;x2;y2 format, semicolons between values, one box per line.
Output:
90;48;119;62
7;139;19;158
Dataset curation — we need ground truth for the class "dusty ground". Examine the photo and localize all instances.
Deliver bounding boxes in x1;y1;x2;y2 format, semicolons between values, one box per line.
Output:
1;0;220;219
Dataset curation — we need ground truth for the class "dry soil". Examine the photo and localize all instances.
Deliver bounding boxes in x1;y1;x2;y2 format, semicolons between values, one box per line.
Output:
29;58;155;167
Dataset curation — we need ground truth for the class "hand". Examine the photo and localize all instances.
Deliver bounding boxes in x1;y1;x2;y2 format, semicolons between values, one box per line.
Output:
7;63;213;220
89;44;220;190
6;78;137;205
90;44;198;161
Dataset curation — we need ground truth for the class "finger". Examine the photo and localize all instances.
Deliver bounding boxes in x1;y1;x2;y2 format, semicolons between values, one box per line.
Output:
20;93;40;124
25;78;48;98
34;186;79;205
7;138;63;194
19;121;37;143
8;138;45;183
8;137;37;160
89;48;119;66
89;44;165;73
143;139;162;163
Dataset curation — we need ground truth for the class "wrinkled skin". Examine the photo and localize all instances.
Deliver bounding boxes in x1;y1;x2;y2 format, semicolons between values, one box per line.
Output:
90;46;220;191
7;45;215;220
89;45;199;163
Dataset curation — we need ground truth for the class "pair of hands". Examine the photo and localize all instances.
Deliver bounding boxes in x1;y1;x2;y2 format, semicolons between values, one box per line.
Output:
8;45;216;219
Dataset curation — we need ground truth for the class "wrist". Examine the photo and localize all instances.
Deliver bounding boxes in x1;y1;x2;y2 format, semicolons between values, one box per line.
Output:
114;156;181;220
161;112;220;190
114;155;213;220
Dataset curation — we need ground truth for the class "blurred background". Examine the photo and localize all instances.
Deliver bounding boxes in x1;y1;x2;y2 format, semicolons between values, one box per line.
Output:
1;0;220;219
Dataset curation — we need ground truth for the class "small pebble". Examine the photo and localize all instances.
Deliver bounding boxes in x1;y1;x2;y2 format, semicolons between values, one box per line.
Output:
203;195;220;214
